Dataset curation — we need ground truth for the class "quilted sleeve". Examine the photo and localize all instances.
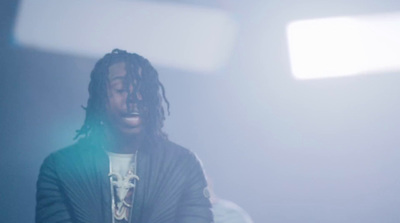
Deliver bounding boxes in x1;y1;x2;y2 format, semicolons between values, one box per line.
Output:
35;154;73;223
176;153;213;223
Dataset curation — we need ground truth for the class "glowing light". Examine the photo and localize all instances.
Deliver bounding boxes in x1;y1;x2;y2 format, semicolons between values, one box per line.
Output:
287;12;400;79
14;0;238;73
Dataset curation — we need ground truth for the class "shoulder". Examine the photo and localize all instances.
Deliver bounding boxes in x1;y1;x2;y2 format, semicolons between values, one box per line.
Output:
48;138;91;157
148;140;207;178
158;140;203;164
161;140;193;155
41;138;96;169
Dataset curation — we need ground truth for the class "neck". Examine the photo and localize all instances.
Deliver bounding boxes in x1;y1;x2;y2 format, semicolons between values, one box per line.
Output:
104;130;144;154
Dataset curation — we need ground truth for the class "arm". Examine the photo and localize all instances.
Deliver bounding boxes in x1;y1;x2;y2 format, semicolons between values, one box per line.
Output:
176;153;213;223
36;154;73;223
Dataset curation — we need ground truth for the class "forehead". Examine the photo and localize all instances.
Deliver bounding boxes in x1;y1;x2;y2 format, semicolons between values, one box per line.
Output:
108;62;127;81
108;61;143;81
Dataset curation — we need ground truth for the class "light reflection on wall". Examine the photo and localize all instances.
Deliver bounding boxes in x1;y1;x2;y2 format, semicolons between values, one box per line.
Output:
287;12;400;79
14;0;238;73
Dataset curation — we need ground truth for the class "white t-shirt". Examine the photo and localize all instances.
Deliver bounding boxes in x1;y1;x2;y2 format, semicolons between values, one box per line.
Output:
107;152;135;177
107;152;138;222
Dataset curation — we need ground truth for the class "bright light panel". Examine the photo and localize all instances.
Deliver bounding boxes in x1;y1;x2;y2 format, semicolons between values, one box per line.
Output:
14;0;238;73
287;12;400;79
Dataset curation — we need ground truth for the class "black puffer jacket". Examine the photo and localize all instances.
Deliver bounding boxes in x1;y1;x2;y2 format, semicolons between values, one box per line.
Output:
36;138;213;223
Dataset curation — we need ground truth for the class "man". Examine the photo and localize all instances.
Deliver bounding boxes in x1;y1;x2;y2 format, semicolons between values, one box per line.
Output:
36;49;213;223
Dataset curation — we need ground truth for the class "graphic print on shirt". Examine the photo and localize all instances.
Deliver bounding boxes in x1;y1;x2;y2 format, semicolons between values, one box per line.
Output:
109;169;139;222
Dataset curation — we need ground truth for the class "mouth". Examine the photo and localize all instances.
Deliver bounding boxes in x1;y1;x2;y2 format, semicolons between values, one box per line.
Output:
121;111;141;127
123;107;141;117
124;111;140;117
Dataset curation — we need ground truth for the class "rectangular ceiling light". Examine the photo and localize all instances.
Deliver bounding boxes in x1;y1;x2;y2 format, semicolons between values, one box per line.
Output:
14;0;238;73
286;12;400;79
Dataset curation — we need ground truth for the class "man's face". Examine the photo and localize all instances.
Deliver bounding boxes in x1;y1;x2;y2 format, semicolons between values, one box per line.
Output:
105;62;144;136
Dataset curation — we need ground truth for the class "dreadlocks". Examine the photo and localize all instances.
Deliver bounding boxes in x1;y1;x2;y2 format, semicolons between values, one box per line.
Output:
75;49;170;143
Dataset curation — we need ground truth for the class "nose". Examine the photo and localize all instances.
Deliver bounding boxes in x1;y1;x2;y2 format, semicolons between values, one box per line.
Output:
126;93;138;113
127;91;138;103
126;85;142;113
127;90;142;103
